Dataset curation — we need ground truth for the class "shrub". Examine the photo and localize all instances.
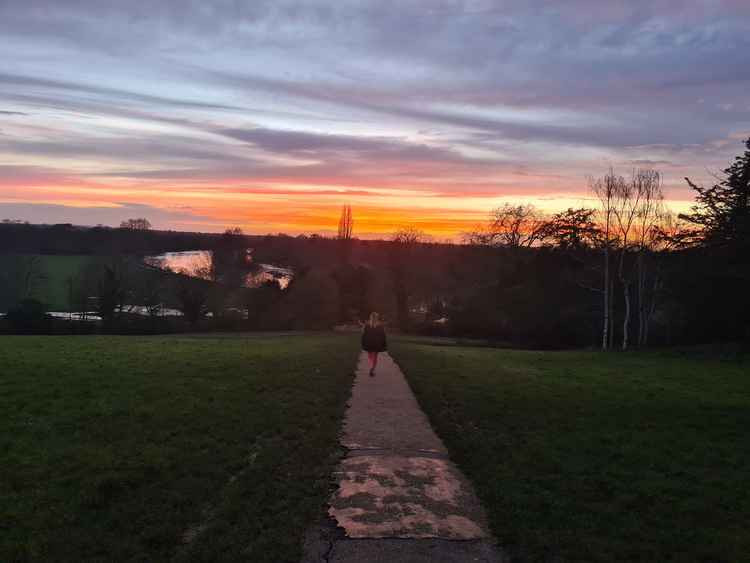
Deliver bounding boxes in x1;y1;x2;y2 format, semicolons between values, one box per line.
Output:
6;298;51;333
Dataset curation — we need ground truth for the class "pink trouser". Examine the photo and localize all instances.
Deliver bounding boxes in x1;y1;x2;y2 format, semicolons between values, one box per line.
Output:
367;352;379;369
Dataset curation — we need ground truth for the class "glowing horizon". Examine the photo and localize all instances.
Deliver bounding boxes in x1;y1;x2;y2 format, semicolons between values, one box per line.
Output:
1;1;748;238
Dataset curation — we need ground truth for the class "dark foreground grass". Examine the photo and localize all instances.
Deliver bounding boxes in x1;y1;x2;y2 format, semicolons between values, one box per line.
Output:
1;333;359;562
391;340;749;562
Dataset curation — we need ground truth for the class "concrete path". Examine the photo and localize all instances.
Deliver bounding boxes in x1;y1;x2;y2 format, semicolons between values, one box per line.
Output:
303;352;505;562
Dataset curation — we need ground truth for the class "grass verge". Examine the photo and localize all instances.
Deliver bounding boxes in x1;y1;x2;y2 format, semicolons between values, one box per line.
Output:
1;333;358;562
391;339;749;562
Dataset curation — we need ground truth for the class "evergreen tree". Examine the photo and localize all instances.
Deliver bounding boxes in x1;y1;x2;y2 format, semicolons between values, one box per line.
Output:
682;137;750;346
683;137;750;249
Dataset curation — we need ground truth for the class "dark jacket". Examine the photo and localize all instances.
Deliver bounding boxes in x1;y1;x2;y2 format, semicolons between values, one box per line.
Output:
362;324;387;352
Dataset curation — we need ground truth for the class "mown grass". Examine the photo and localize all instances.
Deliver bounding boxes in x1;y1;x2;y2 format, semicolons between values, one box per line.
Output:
1;333;359;562
391;339;749;562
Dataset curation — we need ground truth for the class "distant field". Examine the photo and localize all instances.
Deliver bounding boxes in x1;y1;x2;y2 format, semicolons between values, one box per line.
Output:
36;255;94;310
391;339;750;562
1;333;359;562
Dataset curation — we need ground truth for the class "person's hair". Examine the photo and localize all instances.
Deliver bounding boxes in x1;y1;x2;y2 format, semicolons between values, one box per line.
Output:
368;312;379;327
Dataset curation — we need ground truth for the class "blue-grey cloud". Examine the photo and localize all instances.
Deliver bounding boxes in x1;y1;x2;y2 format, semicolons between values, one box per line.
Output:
0;72;244;111
220;127;471;163
1;0;749;227
0;201;211;228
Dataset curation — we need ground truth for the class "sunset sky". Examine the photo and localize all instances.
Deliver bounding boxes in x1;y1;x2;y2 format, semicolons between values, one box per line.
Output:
1;1;749;238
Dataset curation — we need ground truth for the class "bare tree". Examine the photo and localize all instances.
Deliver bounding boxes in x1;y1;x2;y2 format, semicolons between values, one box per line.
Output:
633;170;665;347
465;204;546;248
392;226;426;246
611;170;651;350
337;205;354;240
637;211;694;345
119;218;152;230
591;170;621;350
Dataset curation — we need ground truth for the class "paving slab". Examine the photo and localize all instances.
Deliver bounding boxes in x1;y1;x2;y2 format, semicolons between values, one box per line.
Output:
330;454;487;539
340;353;445;453
304;352;504;562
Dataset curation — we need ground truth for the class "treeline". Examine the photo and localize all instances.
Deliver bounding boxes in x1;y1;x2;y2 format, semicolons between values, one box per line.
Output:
0;231;260;333
310;137;747;350
1;221;228;255
2;138;748;348
279;136;747;349
451;138;749;349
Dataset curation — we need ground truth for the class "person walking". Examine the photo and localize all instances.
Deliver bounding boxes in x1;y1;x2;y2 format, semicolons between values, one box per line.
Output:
361;312;387;376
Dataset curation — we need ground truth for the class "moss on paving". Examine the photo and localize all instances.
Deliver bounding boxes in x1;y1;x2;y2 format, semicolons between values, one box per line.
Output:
1;333;358;562
391;339;750;562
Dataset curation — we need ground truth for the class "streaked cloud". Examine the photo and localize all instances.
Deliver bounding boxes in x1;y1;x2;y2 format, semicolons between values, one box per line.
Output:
1;0;748;235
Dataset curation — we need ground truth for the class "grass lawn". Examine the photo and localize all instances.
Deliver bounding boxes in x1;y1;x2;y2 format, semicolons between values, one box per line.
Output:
391;339;749;562
1;333;359;562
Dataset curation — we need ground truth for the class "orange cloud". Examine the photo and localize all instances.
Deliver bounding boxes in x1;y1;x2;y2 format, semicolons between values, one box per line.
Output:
0;167;694;238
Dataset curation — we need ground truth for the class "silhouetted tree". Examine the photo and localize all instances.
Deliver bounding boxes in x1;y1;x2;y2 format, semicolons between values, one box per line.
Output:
539;207;602;250
211;227;251;287
633;172;665;347
682;137;750;346
95;260;129;326
278;269;338;329
132;268;165;318
591;170;621;350
389;227;427;330
243;280;283;329
611;169;664;350
332;263;371;322
119;218;151;230
683;137;750;249
176;281;208;326
337;205;354;240
337;205;355;263
591;168;666;350
465;204;546;248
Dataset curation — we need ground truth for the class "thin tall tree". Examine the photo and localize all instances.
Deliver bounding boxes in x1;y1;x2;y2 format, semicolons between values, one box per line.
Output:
591;170;620;350
337;205;354;240
611;170;647;350
633;170;664;347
